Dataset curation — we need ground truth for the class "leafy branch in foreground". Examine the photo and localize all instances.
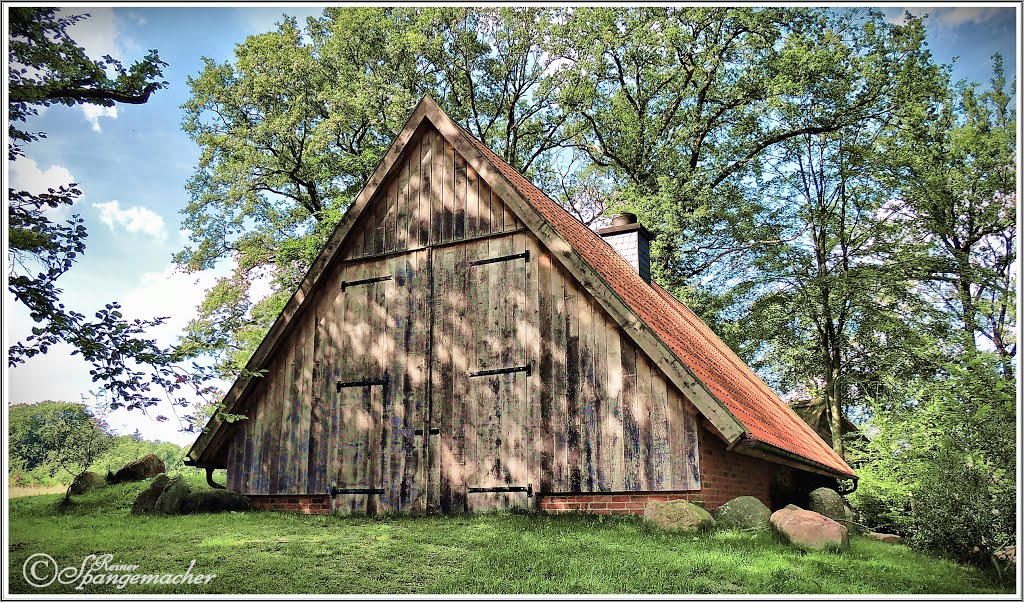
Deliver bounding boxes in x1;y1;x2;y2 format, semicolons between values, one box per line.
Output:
7;8;228;426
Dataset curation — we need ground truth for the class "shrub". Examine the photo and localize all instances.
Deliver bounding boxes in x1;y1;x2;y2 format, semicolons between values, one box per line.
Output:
848;352;1015;565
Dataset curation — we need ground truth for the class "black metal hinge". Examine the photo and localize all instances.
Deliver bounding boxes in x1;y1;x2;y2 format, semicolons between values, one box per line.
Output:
469;363;531;378
467;484;533;498
414;427;441;436
336;374;389;392
469;250;529;267
329;486;384;496
341;275;392;290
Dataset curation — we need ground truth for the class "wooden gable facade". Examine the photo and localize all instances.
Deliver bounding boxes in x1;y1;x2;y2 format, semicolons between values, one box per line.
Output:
188;97;853;515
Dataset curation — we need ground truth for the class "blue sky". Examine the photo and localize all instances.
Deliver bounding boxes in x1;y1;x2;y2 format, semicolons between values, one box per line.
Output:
5;5;1019;445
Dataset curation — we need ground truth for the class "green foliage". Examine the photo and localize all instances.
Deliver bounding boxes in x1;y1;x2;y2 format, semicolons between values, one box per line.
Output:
21;401;113;500
7;401;198;488
849;352;1016;564
9;401;95;475
889;54;1017;360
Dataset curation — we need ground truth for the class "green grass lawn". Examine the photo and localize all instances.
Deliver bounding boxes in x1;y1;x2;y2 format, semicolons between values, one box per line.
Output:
7;478;1011;595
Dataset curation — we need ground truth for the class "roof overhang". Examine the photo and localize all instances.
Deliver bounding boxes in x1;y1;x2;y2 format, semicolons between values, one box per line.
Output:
733;436;858;481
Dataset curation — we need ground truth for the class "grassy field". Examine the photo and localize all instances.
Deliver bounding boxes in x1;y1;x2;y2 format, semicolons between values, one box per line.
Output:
6;478;1011;595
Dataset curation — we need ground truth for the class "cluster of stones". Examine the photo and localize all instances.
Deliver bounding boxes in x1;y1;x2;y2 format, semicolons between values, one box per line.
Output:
68;453;250;516
131;474;249;515
642;487;904;553
70;454;167;494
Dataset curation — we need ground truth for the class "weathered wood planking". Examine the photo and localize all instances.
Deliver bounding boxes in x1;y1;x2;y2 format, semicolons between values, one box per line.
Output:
341;125;521;262
432;243;457;512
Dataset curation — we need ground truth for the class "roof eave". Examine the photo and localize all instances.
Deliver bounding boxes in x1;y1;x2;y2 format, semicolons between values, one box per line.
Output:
734;436;857;481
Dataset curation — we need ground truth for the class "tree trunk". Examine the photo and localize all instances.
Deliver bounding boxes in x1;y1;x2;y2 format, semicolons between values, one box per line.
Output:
824;361;845;459
953;249;978;354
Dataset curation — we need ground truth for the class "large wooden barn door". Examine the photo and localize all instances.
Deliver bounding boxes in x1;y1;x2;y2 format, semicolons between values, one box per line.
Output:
329;251;431;514
431;234;532;513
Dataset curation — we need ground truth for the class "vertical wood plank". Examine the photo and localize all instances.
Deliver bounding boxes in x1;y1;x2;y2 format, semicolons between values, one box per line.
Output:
264;357;281;494
373;179;387;256
397;151;411;252
239;401;253;493
480;181;493;235
406;137;421;250
524;236;542;505
276;340;295;494
384;176;398;253
592;305;609;491
421;131;434;246
307;310;326;493
636;354;654;490
411;250;430;511
501;182;515;231
431;131;443;244
509;233;528;508
226;432;239;491
564;269;581;491
454;152;466;240
466;165;479;238
578;293;597;492
535;245;555;494
430;246;453;511
451;244;470;513
620;336;640;490
604;316;624;490
441;141;454;243
288;319;309;494
666;384;685;490
249;382;266;495
550;261;568;489
650;371;670;490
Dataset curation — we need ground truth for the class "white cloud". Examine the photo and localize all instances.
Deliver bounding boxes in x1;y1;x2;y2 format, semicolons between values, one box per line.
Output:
82;104;118;132
120;266;225;347
933;7;1007;28
10;157;75;194
6;262;230;445
127;12;148;26
9;158;78;219
64;7;122;61
884;6;1010;29
92;200;168;240
61;8;139;132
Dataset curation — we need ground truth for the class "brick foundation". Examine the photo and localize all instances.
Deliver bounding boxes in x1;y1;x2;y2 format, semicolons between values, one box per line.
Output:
248;494;332;515
540;427;780;515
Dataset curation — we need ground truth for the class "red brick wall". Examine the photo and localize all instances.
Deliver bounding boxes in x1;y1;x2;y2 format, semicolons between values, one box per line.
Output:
539;427;780;515
693;427;777;511
248;495;332;515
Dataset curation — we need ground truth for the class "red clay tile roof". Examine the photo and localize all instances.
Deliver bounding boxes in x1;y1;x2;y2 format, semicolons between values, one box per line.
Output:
459;125;855;478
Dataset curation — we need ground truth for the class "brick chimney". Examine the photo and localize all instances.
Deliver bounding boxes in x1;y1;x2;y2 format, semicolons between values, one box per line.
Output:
598;213;652;283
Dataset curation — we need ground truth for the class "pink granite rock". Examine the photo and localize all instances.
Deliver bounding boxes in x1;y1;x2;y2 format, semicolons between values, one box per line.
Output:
770;506;849;552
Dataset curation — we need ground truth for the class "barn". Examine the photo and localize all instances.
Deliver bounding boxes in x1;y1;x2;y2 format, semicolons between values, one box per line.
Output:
186;96;855;515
